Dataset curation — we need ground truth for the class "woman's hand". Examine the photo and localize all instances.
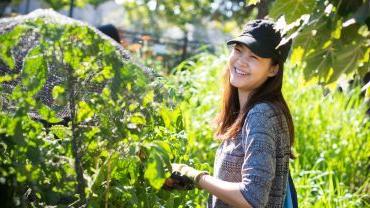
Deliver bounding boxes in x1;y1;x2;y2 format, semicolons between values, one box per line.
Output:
163;164;252;207
162;163;208;190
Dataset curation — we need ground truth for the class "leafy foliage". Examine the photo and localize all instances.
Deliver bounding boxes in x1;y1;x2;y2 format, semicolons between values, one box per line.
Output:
0;14;192;207
116;0;369;88
42;0;107;10
120;0;272;35
270;0;369;86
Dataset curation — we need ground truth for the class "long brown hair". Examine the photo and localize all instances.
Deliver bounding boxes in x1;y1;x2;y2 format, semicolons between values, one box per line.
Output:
214;53;295;158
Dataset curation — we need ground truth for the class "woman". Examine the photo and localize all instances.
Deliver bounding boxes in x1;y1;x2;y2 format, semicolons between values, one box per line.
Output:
165;19;295;208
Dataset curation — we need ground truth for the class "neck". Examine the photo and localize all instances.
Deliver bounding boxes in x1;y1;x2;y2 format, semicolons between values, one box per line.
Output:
238;89;251;112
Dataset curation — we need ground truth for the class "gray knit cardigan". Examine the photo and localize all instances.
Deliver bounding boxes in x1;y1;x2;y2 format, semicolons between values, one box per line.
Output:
208;102;291;208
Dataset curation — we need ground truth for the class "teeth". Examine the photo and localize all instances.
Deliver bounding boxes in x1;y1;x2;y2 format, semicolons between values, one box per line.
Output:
235;67;247;75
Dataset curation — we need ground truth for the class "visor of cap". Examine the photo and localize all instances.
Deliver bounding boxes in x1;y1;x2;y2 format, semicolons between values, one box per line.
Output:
226;34;276;59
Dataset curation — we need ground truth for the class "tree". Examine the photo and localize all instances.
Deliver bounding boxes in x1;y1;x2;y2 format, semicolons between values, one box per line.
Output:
120;0;274;33
42;0;107;10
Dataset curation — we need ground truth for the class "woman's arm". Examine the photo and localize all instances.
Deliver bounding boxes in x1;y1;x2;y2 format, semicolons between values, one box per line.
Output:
198;174;252;208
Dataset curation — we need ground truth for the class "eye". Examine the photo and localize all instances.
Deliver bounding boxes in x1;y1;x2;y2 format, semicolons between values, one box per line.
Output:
234;47;241;52
250;55;257;59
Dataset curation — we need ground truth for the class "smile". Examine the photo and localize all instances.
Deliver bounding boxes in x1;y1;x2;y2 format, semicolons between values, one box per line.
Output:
234;67;249;76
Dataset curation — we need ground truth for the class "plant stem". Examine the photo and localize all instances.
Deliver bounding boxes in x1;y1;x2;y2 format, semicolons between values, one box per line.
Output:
104;154;112;208
67;63;86;206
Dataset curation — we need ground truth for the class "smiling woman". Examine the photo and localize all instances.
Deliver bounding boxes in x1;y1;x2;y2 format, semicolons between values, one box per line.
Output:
228;43;279;99
164;19;297;208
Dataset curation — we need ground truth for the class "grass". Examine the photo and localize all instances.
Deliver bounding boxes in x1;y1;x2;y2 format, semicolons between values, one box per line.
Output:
283;62;370;207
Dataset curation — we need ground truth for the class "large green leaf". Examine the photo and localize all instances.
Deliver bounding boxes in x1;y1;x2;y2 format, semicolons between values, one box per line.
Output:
21;46;47;96
269;0;317;23
271;1;369;85
144;141;172;190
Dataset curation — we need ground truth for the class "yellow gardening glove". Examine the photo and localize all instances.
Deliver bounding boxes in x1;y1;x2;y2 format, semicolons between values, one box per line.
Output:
163;163;208;190
172;163;208;184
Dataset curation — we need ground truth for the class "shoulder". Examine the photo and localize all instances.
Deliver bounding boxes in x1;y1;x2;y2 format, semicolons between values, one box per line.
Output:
246;102;281;121
242;102;282;136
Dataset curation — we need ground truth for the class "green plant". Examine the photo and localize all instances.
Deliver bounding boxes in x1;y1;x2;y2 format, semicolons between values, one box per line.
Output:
0;15;191;207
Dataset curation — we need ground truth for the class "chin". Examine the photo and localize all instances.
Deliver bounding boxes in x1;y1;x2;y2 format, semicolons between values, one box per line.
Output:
230;79;245;89
230;76;255;92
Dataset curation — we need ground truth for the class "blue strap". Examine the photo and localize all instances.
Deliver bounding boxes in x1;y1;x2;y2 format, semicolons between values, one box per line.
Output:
284;172;298;208
289;172;298;208
284;174;293;208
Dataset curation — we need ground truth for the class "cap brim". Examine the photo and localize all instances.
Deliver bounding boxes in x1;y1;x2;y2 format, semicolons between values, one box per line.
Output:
226;35;274;58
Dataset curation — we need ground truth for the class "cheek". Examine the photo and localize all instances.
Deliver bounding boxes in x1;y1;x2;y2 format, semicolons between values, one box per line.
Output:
249;59;261;67
251;62;268;73
228;58;237;71
228;53;237;64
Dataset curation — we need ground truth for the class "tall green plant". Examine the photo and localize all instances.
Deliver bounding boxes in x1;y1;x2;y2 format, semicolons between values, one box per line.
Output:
0;13;190;207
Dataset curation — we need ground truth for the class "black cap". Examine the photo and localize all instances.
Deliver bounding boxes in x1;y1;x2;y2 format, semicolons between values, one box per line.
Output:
227;19;292;63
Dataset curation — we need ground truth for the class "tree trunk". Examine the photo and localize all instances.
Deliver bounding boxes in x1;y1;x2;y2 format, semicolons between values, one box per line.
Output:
69;0;74;17
257;0;269;19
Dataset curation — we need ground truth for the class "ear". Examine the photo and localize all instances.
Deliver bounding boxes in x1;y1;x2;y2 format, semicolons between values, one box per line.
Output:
268;64;279;77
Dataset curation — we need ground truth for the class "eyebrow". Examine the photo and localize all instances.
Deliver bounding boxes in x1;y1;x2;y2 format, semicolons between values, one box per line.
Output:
234;43;243;49
235;44;259;58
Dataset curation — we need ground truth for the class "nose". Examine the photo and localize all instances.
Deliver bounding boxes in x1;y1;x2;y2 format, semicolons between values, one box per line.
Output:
236;56;249;68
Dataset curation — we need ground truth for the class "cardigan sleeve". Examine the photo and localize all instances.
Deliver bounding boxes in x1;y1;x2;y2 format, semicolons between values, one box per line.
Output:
239;103;278;208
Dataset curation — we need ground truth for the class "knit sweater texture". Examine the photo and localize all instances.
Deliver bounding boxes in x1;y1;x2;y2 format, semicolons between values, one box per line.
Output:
207;102;291;208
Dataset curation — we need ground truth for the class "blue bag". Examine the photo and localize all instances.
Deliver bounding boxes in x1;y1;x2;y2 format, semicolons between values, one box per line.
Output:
284;172;298;208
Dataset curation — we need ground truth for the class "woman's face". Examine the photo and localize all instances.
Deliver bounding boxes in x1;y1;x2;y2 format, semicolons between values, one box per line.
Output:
228;43;278;93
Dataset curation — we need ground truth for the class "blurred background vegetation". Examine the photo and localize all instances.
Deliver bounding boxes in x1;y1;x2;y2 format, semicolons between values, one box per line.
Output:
0;0;369;207
2;0;369;83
